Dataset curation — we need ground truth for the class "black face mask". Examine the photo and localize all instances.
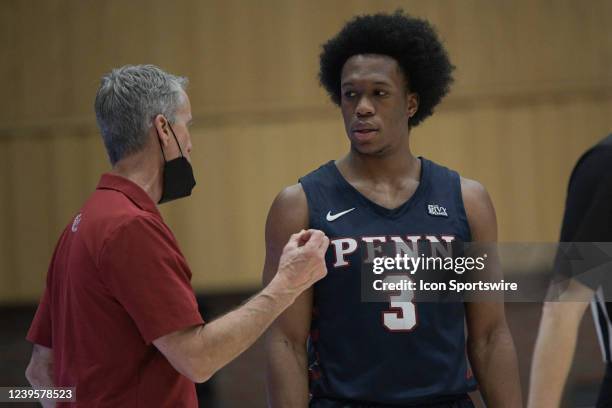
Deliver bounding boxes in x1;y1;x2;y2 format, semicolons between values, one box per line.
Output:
156;122;196;204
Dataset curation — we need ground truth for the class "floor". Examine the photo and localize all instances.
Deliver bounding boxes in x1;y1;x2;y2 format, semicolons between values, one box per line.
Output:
0;294;605;407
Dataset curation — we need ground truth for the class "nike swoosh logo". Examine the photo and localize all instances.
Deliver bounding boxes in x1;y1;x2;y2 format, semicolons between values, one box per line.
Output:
326;208;355;222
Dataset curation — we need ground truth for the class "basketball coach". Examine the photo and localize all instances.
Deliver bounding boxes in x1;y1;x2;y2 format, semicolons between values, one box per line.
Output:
24;64;329;407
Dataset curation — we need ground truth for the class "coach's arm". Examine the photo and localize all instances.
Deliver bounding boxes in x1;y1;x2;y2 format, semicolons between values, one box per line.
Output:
263;184;312;408
462;178;523;407
154;227;328;384
25;344;55;408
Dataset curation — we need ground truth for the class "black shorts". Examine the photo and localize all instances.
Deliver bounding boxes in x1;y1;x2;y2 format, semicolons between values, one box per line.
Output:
310;394;474;408
597;363;612;408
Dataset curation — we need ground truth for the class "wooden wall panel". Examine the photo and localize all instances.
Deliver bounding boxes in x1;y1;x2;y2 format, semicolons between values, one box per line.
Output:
8;136;55;300
2;0;610;129
413;99;611;242
0;0;610;301
171;119;347;292
0;98;610;299
0;138;15;301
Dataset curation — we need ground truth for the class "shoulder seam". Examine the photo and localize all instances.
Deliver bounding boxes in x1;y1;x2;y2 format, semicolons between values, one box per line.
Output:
96;213;159;270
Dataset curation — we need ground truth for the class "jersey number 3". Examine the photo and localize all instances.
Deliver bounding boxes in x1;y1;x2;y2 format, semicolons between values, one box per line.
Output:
382;275;417;331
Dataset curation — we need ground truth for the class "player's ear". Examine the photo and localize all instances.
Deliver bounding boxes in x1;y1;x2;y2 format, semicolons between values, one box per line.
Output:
153;114;170;147
406;92;419;119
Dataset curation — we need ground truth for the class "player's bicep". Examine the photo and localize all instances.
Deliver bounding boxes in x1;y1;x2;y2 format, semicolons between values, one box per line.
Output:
262;183;312;344
461;177;497;243
262;183;310;285
461;178;503;292
461;178;507;334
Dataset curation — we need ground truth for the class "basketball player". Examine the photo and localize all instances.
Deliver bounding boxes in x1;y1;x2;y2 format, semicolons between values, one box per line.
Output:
263;11;522;408
528;134;612;408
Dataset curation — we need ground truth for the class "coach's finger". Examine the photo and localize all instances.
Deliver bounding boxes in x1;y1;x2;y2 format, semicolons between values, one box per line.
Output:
302;229;325;249
297;229;313;247
317;235;330;253
285;230;307;250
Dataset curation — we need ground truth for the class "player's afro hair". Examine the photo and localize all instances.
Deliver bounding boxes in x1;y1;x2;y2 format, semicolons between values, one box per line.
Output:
319;10;454;127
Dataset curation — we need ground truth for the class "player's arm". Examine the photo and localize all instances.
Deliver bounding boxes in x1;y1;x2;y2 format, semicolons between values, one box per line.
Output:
263;184;312;408
25;344;55;408
154;228;328;383
527;280;592;408
462;178;523;407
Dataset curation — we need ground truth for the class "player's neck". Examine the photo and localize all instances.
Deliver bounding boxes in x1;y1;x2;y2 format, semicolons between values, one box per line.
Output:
341;146;420;185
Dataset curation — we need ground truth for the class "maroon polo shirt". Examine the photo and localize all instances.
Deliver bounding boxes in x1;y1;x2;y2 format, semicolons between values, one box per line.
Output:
27;173;204;407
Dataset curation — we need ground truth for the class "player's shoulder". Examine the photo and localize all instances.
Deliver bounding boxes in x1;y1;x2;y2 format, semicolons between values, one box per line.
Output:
460;176;490;205
298;160;337;191
301;160;335;178
425;157;490;206
270;160;336;214
265;183;310;245
423;157;492;211
274;183;307;209
267;183;308;226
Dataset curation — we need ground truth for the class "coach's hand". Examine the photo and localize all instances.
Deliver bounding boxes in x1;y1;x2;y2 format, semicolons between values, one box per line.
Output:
274;229;329;296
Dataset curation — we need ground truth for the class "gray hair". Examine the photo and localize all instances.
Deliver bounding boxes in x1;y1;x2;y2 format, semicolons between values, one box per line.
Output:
94;64;188;165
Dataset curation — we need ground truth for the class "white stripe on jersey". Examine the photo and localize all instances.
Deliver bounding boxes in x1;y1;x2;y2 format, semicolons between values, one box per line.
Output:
591;287;612;362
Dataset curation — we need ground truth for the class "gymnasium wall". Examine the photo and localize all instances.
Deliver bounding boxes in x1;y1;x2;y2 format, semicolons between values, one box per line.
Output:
1;0;611;302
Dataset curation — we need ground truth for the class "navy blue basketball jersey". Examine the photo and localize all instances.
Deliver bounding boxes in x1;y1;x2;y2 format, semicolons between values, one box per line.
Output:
299;157;478;405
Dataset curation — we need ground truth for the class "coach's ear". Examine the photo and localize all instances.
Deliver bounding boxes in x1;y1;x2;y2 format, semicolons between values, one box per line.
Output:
153;114;171;147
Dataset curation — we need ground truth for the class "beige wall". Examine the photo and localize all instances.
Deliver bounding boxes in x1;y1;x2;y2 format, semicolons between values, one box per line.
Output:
1;0;611;302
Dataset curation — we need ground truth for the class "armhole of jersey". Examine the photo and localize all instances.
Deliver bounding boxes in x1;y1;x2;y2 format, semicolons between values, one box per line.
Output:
298;162;337;231
298;179;315;230
453;171;473;242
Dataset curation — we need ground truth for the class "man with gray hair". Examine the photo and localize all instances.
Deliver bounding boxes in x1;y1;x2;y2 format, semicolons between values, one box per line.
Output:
24;65;329;407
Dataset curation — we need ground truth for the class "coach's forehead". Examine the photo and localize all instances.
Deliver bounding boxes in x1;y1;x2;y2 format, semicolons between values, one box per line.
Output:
340;54;406;86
